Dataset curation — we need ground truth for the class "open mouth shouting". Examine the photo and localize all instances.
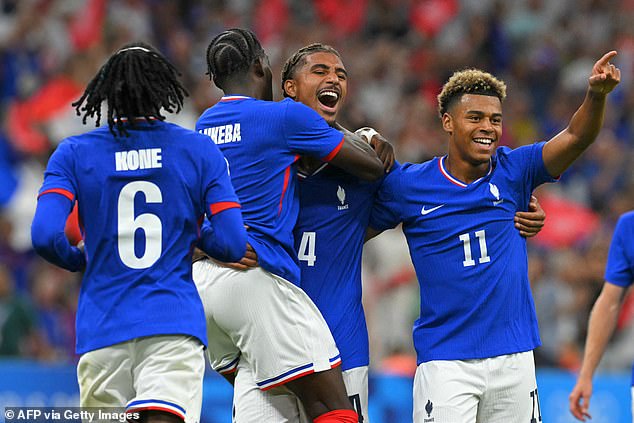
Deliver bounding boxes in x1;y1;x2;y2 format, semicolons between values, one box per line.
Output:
317;89;340;114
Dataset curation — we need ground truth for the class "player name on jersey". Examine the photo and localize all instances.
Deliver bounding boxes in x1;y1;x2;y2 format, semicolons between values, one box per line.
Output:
115;148;162;171
199;123;241;144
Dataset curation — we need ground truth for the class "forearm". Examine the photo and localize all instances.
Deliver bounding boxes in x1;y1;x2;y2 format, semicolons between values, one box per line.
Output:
566;90;607;150
330;124;383;181
198;207;247;263
578;286;622;381
31;194;85;272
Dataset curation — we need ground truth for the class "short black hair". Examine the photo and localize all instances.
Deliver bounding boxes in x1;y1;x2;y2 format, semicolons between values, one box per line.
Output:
281;43;342;98
72;42;188;137
205;28;265;89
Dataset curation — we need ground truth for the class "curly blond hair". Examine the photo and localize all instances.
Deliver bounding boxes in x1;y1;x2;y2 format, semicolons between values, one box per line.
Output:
437;69;507;118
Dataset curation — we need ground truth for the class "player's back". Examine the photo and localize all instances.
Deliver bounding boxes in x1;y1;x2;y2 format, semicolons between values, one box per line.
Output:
196;96;344;284
48;120;225;353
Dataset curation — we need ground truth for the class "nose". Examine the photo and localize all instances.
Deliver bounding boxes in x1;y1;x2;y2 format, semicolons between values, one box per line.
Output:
480;118;494;132
324;71;339;84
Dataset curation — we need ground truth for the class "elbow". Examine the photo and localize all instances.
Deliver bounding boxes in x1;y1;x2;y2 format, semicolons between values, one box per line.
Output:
31;222;52;257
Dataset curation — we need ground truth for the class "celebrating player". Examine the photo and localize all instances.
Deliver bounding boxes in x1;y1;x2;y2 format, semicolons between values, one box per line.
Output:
193;28;384;423
368;52;620;422
229;42;548;423
30;42;247;423
569;210;634;421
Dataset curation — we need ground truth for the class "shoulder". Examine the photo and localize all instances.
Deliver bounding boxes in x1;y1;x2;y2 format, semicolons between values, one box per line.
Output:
617;211;634;229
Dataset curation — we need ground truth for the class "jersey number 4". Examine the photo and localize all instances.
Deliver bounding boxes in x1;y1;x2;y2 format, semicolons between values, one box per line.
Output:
117;181;163;269
298;231;316;266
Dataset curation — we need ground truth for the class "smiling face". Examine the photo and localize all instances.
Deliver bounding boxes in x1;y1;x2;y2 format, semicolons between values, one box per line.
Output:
442;93;502;178
283;51;348;125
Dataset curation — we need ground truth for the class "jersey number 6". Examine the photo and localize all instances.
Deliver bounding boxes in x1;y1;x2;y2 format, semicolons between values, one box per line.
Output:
117;181;163;269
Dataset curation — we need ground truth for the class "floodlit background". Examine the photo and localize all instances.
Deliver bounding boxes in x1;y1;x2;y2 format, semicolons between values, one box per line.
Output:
0;0;633;422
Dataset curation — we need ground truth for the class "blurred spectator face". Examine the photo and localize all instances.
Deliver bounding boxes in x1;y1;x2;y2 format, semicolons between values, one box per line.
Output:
284;52;347;125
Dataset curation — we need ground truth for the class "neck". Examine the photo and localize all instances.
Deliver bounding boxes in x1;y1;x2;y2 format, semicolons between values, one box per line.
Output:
444;155;491;184
222;80;262;100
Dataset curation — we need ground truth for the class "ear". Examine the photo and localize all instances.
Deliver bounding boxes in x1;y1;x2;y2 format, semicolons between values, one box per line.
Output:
283;79;297;99
253;57;265;77
441;112;453;134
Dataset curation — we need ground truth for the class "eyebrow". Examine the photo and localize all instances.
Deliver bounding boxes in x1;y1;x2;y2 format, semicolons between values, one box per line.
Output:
310;63;348;77
465;110;502;118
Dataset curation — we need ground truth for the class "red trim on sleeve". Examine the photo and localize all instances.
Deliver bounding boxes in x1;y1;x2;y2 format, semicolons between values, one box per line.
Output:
38;188;74;201
209;201;241;215
322;137;344;162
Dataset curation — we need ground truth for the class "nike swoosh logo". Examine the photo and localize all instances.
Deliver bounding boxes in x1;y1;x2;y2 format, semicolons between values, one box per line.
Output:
421;204;444;215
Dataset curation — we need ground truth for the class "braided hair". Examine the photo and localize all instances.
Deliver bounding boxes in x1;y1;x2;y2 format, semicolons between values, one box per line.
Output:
72;42;188;137
281;43;342;98
205;28;265;89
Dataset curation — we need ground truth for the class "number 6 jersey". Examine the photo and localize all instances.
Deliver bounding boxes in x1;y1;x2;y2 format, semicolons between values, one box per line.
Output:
36;120;241;354
369;142;556;364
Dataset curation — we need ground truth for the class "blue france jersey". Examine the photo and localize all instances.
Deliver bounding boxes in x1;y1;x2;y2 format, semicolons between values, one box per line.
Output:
295;165;383;370
605;211;634;289
370;143;556;363
38;120;239;354
197;96;344;285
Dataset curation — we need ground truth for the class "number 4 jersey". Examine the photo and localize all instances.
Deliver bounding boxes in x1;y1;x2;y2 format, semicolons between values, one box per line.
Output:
369;142;556;364
37;120;240;354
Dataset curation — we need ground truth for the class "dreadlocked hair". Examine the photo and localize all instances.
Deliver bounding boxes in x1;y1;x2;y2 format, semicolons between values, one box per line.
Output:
72;42;188;137
205;28;265;89
437;68;507;118
281;43;342;98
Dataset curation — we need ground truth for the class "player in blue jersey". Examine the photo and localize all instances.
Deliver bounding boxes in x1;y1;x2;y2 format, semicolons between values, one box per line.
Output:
569;210;634;421
192;29;384;423
228;42;548;423
368;52;620;422
30;42;247;423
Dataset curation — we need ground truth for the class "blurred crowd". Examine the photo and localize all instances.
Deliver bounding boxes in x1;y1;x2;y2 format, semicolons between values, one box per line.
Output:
0;0;633;376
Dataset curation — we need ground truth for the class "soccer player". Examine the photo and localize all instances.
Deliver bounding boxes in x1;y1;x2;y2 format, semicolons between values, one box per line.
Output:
368;52;620;422
30;42;247;423
193;29;383;423
232;43;548;423
569;210;634;422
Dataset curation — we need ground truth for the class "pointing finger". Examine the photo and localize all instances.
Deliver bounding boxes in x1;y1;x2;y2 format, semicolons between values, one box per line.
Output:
594;50;617;69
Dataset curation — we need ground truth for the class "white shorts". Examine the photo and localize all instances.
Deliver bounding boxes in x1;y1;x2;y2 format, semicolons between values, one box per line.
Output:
232;359;368;423
413;351;539;423
343;366;369;423
233;358;309;423
192;259;341;390
77;335;205;423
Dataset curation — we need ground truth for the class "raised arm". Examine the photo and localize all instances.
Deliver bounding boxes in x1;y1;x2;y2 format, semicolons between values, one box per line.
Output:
542;51;620;177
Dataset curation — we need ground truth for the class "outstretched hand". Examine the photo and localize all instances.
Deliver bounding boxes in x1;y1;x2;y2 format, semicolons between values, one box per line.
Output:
589;51;621;95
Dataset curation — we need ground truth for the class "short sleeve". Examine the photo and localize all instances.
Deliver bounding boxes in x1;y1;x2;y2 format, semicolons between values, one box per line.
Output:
369;166;403;231
283;100;344;160
38;140;77;201
605;214;634;287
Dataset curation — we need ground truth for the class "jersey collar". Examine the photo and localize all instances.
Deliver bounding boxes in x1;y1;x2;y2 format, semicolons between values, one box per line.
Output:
438;156;493;188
